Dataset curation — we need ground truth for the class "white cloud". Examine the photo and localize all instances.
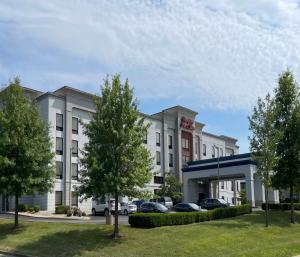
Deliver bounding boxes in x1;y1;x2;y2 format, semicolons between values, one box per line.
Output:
0;0;299;110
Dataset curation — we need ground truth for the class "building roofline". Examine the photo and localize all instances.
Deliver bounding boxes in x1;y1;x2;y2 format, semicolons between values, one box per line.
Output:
54;86;95;98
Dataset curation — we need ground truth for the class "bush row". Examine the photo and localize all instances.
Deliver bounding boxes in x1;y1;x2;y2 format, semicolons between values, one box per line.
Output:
18;204;40;212
129;204;252;228
55;205;69;214
261;203;300;211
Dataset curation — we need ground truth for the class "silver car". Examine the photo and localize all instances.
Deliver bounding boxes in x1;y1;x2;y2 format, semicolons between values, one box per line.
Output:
120;202;137;215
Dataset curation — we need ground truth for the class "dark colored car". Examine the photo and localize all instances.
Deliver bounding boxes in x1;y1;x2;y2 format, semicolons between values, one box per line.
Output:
139;202;168;213
132;200;145;211
174;203;201;212
200;198;230;210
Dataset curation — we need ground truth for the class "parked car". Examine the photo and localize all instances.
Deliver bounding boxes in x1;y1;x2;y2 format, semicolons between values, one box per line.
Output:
120;202;137;215
132;199;145;211
174;203;207;212
92;196;121;216
150;196;173;209
139;202;168;213
200;198;230;210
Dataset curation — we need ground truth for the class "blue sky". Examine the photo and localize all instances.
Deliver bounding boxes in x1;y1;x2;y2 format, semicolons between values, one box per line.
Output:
1;0;300;153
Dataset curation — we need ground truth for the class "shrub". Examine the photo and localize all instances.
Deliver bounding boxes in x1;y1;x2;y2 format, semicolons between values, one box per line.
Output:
28;207;34;212
66;209;73;217
18;204;28;212
129;205;251;228
262;203;300;211
82;212;87;217
33;205;40;212
55;205;69;214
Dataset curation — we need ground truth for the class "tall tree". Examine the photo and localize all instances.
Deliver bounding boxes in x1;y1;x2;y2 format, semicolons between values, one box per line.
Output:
273;71;300;224
249;94;278;227
0;78;55;227
77;74;152;238
155;174;182;203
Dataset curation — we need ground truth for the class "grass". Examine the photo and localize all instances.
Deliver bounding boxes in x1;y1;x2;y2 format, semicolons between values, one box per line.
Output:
0;211;300;257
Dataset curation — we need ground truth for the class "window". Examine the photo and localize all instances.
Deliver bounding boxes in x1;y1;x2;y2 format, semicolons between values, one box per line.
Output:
156;151;161;165
55;191;62;206
231;181;234;191
211;146;215;158
195;142;198;160
221;181;224;190
72;192;78;207
72;163;78;180
72;117;78;134
154;176;164;184
220;148;223;157
72;140;78;157
56;137;63;155
182;155;190;165
182;138;189;149
232;198;234;204
216;147;219;158
169;153;173;167
168;135;173;149
56;161;63;179
236;182;239;192
203;144;206;156
56;114;63;131
156;132;160;146
144;134;147;144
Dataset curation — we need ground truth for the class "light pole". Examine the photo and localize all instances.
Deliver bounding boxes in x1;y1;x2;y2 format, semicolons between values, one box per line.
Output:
213;145;220;199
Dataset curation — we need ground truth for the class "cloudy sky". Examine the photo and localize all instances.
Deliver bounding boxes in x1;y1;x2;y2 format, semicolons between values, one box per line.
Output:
1;0;300;152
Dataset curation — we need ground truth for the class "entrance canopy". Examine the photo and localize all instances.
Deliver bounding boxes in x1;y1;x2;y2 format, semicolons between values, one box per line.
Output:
182;153;279;206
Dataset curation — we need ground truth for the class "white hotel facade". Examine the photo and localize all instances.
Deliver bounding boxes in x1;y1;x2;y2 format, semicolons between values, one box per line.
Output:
1;86;240;213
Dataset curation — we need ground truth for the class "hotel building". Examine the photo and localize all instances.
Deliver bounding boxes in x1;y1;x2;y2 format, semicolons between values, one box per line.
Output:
1;86;240;212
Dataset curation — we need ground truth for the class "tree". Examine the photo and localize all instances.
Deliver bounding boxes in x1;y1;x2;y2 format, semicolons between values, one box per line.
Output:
77;74;152;238
0;78;55;227
239;189;247;205
155;174;182;203
272;71;300;224
249;94;278;227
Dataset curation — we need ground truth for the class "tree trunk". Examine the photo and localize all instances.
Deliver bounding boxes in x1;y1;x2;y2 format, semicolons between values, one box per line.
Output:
290;186;295;224
15;193;19;228
265;187;269;228
112;191;120;239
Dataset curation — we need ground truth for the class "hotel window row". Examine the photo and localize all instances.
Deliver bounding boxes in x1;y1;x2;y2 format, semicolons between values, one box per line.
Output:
55;162;78;180
55;191;78;206
55;138;78;156
55;113;78;134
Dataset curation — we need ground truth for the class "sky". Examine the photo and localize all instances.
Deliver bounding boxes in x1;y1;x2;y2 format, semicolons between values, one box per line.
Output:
1;0;300;153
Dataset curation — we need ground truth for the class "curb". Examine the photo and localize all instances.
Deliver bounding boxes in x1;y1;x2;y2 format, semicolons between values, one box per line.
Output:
0;250;35;257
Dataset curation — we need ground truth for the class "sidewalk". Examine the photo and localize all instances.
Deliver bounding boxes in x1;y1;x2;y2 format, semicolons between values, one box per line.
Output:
2;211;90;221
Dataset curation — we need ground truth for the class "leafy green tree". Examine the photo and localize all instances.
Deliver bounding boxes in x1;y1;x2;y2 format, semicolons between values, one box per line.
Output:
0;78;55;227
239;189;247;205
249;94;279;227
272;71;300;224
155;174;182;203
77;74;152;238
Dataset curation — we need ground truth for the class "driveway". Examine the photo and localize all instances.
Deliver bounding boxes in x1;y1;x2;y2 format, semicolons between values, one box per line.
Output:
0;213;129;225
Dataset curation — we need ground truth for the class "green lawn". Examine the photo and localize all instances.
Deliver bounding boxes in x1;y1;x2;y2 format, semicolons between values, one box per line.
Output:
0;211;300;257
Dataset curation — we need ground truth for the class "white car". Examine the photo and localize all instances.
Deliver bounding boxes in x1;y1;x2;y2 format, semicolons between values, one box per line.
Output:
92;196;121;216
120;202;137;215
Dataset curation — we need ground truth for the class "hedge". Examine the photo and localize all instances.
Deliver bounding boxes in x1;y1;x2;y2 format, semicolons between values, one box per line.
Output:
261;203;300;211
18;204;29;212
55;205;69;214
129;204;252;228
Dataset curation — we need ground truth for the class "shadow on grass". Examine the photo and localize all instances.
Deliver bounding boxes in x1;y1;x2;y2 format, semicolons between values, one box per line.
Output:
0;223;27;241
15;226;124;257
208;211;300;229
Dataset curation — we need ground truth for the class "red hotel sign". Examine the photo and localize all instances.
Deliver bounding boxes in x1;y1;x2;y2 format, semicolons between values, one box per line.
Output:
180;117;195;130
